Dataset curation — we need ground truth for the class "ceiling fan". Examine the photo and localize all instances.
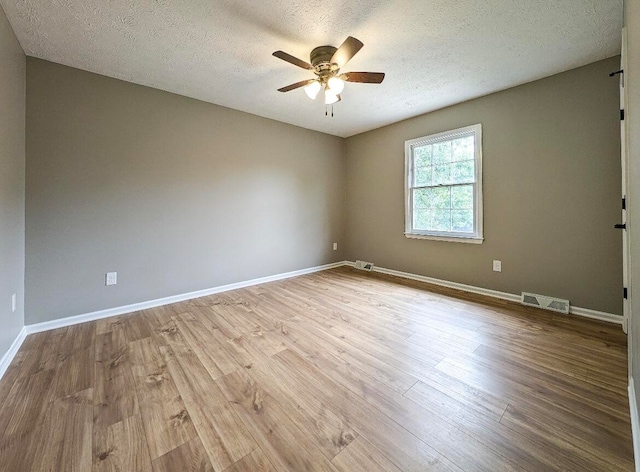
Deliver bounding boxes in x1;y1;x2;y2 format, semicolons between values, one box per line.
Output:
273;36;385;109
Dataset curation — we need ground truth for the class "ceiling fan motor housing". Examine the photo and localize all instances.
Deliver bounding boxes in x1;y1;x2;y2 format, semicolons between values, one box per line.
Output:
310;46;339;76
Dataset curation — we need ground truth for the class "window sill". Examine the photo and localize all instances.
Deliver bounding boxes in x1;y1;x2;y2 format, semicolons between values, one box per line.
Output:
404;232;484;244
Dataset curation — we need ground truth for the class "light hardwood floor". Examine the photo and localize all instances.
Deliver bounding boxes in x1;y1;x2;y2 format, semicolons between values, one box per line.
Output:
0;267;633;471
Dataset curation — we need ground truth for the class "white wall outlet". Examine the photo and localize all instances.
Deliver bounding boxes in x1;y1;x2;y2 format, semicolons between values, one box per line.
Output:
333;242;338;251
11;294;16;313
493;260;502;272
105;272;118;286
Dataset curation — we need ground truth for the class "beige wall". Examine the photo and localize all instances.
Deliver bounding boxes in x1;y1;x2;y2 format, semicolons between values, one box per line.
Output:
345;57;622;315
0;6;25;358
25;58;345;324
24;54;623;324
625;0;640;408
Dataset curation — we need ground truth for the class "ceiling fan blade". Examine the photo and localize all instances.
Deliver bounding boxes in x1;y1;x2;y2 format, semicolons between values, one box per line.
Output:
277;79;315;93
272;51;313;70
331;36;364;67
343;72;385;84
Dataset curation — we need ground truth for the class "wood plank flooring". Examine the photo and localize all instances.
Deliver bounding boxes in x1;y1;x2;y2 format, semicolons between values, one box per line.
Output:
0;266;633;471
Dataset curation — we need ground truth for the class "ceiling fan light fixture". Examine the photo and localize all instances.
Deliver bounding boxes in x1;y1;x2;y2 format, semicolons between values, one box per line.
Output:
324;89;339;105
327;76;345;95
304;80;322;100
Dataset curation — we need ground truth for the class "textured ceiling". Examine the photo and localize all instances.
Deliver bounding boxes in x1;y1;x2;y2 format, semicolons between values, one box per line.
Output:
1;0;623;137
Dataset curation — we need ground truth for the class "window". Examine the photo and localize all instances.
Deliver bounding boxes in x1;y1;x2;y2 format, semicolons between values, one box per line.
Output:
405;124;483;243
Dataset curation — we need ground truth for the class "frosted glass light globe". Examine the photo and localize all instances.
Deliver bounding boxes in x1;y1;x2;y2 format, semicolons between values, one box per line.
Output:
304;81;321;100
324;89;339;105
327;77;345;94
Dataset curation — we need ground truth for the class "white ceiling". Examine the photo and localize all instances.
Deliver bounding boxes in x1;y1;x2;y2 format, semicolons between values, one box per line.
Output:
1;0;622;137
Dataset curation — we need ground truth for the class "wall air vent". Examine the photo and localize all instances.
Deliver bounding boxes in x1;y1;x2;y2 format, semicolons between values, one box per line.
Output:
521;292;570;314
354;260;374;271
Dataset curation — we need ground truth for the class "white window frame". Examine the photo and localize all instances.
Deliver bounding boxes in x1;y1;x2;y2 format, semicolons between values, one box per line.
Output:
404;123;483;243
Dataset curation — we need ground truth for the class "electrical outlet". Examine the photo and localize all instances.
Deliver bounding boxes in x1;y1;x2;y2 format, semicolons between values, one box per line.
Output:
106;272;118;286
333;242;338;251
11;294;16;313
493;260;502;272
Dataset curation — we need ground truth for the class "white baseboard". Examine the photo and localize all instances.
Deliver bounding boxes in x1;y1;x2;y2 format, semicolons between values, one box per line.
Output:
18;257;624;347
629;377;640;472
569;306;625;326
0;326;27;381
25;261;349;335
350;262;624;327
372;264;521;303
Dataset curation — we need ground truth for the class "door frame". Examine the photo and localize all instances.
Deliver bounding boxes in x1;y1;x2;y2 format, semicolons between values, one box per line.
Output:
621;28;632;369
